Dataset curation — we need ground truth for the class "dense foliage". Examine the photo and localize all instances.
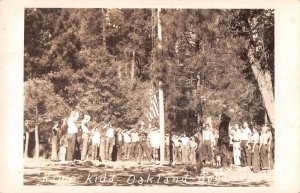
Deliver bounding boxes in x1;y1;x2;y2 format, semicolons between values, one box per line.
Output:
24;9;274;136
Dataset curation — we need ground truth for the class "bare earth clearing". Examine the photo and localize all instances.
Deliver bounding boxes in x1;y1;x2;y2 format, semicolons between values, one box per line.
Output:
24;158;273;187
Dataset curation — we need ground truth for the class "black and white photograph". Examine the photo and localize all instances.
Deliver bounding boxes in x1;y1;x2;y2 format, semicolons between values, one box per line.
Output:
23;8;275;186
0;1;299;193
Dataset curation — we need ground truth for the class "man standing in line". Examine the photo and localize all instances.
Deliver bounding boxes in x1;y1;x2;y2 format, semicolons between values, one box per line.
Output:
194;127;203;169
105;122;115;161
240;122;252;166
259;124;272;171
180;132;190;164
232;124;242;166
66;111;80;161
202;124;213;164
130;128;140;161
114;128;123;161
122;129;132;160
81;115;91;161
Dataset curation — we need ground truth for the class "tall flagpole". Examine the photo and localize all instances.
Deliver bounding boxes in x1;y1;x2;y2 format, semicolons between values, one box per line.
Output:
157;8;165;164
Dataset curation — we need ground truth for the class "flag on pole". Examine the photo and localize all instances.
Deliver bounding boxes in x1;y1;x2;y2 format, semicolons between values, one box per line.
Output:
148;87;159;121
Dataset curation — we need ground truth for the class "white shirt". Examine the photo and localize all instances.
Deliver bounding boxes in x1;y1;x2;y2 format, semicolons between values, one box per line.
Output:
260;132;271;145
250;132;259;143
106;127;114;138
180;137;190;145
203;130;213;141
67;117;78;134
131;132;139;142
123;133;131;143
232;129;242;142
151;131;161;148
189;140;197;149
92;131;101;144
241;127;251;140
172;138;180;147
148;130;156;145
81;122;89;133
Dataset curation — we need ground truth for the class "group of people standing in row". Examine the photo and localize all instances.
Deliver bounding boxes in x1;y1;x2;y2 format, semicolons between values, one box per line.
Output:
51;110;274;173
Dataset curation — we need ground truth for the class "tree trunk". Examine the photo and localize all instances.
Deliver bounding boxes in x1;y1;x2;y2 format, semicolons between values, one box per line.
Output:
251;62;275;128
131;50;135;84
101;8;106;49
24;131;29;158
34;123;40;159
196;73;202;125
51;135;58;161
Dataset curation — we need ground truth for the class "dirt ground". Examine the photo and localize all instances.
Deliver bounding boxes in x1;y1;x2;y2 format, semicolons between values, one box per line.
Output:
23;158;273;186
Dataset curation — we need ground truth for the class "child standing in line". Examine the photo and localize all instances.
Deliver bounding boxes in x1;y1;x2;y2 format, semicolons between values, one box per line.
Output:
58;134;68;161
91;127;101;160
172;133;181;164
189;137;198;164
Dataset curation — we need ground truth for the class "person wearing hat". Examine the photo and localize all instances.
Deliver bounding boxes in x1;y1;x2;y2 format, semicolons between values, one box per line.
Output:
81;115;91;161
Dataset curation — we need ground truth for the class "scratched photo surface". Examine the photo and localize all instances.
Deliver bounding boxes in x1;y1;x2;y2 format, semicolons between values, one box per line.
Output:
23;8;275;186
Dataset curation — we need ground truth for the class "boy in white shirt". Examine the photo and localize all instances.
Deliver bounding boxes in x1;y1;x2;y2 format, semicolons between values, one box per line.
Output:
81;115;91;161
240;122;252;166
130;128;140;160
179;132;190;164
105;123;115;161
91;127;101;160
66;111;79;161
122;129;132;160
232;124;242;166
202;124;213;164
172;133;181;164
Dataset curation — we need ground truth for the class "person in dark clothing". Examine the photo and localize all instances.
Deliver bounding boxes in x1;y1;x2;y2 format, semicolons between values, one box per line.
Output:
218;112;231;167
137;132;153;164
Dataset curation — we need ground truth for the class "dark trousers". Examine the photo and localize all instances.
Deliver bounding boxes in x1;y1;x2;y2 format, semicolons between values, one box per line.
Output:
173;146;181;162
66;133;77;161
240;140;251;166
260;145;269;169
251;144;260;172
165;145;170;161
196;142;203;171
138;141;152;163
219;140;231;167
